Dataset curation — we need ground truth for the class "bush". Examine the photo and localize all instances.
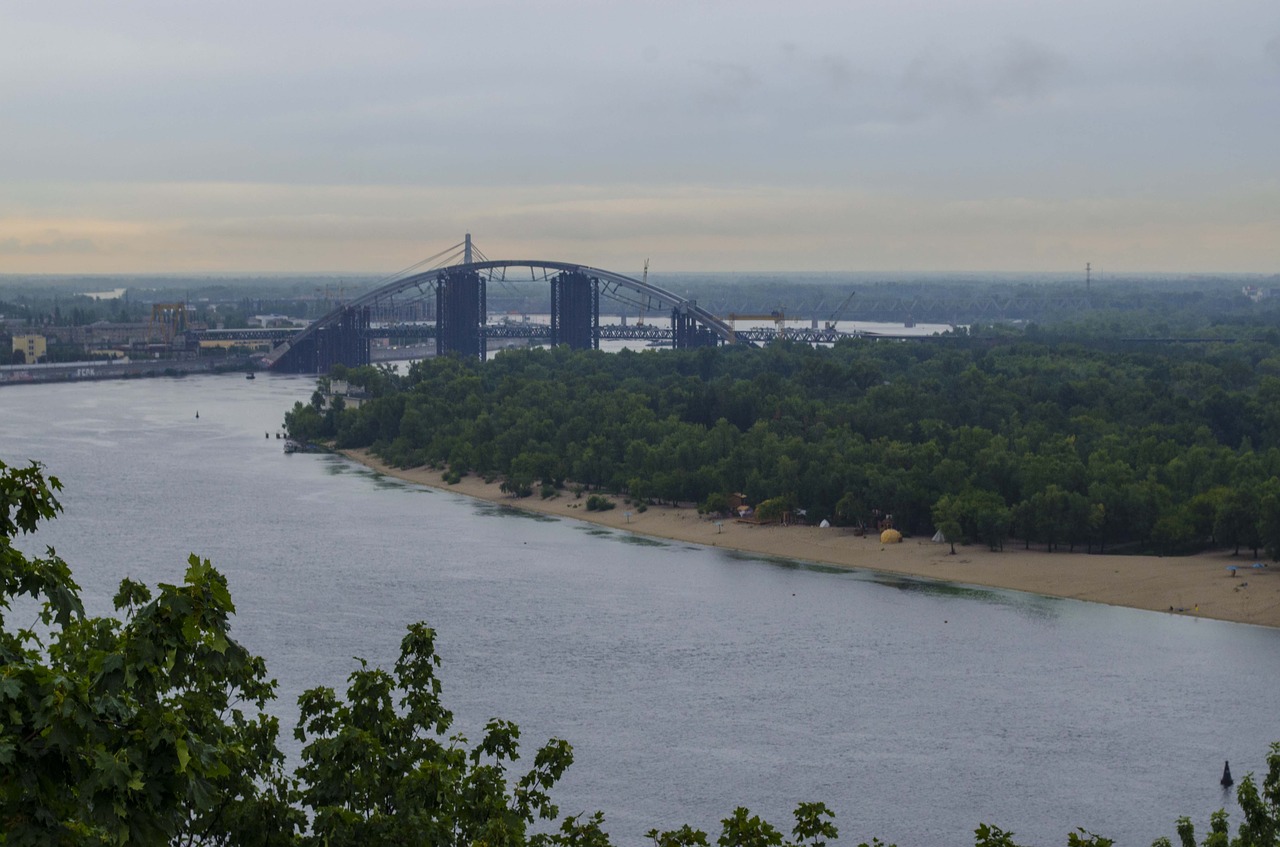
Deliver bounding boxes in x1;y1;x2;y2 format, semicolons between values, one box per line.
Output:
585;494;616;512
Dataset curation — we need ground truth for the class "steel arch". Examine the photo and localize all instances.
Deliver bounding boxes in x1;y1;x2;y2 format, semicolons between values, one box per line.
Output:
265;260;738;371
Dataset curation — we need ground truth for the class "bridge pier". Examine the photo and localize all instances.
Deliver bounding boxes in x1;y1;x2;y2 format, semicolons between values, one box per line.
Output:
672;306;720;348
437;267;487;359
550;271;599;350
286;305;370;374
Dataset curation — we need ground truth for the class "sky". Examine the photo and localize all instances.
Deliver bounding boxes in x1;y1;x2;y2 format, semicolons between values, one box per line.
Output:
1;0;1277;275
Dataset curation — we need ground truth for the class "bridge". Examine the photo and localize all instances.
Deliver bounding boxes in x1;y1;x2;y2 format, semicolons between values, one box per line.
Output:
265;237;746;374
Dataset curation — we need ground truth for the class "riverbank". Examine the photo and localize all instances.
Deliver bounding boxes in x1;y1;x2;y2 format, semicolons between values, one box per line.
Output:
0;356;252;386
344;448;1280;629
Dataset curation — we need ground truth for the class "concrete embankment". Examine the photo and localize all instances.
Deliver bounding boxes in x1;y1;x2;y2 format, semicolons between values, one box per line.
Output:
0;357;252;386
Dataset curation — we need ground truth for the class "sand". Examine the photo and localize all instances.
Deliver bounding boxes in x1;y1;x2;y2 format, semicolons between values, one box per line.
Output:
343;449;1280;630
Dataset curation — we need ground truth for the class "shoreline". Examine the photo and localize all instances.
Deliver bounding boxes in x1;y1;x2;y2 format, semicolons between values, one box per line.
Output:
342;449;1280;630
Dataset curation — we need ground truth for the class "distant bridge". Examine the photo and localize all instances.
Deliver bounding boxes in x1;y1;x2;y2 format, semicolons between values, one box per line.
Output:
265;237;744;373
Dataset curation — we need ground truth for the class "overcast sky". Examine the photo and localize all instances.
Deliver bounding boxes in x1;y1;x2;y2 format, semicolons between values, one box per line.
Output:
1;0;1277;275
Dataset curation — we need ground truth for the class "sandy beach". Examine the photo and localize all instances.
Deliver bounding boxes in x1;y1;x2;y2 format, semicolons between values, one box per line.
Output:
344;449;1280;629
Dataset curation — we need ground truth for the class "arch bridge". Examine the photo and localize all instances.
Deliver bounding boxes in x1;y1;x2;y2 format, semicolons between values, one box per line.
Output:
266;243;739;374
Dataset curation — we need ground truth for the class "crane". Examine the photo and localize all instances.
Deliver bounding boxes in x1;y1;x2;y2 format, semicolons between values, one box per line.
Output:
825;290;856;331
638;259;649;325
727;309;787;332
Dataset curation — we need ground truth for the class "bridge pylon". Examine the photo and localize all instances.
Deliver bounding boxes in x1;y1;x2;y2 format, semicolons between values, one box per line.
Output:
437;267;486;359
672;304;719;348
550;271;600;350
308;306;371;373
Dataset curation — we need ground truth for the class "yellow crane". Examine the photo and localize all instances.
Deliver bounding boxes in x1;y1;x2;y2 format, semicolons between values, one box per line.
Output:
727;309;787;331
149;303;189;345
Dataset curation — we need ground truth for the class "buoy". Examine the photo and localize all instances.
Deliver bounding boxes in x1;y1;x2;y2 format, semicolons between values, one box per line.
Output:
195;411;199;419
1222;761;1234;787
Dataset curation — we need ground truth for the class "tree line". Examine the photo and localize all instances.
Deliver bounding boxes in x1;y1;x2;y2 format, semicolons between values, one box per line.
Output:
288;332;1280;557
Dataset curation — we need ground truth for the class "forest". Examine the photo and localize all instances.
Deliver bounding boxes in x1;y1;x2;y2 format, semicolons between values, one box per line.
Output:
286;324;1280;559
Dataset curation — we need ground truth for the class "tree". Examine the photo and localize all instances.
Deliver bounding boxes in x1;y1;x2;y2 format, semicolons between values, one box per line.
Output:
755;495;796;525
294;624;578;847
932;494;963;554
0;459;299;845
834;491;867;528
646;802;837;847
1259;485;1280;562
1152;742;1280;847
1216;487;1261;556
1;458;582;845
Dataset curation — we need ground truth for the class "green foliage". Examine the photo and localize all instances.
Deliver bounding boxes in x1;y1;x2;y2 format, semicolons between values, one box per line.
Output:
1067;829;1115;847
1;461;298;845
293;623;580;846
646;802;836;847
1152;743;1280;846
502;477;534;498
700;492;732;516
974;824;1021;847
314;337;1280;556
585;494;616;512
754;495;795;524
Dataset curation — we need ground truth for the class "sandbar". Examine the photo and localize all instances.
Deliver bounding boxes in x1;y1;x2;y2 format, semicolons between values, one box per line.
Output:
344;449;1280;629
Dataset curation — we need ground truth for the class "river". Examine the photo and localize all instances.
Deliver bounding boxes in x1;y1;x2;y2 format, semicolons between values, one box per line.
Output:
3;374;1277;846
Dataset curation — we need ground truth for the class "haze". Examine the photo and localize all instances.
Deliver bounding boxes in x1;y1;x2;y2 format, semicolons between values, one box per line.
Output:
2;0;1277;275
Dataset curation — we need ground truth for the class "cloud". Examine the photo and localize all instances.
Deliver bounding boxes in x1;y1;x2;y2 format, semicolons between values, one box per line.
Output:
899;39;1068;120
0;233;98;256
990;40;1068;100
691;60;764;111
1;0;1277;274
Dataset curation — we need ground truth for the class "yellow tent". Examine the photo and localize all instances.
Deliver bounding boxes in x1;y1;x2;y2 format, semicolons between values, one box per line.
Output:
880;528;902;544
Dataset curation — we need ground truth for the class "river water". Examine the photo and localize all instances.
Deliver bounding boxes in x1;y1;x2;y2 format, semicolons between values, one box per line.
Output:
3;374;1277;846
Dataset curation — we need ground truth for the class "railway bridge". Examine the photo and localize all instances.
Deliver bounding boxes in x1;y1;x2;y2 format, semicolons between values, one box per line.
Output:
265;237;742;374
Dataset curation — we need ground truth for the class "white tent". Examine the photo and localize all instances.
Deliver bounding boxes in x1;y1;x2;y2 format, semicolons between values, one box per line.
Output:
931;529;947;543
819;519;830;528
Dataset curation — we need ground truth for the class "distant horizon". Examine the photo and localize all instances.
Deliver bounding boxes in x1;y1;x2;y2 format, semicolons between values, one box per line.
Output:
3;2;1277;276
1;268;1277;283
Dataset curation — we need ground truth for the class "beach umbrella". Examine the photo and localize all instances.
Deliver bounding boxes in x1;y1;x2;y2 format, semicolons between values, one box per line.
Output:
1227;566;1237;576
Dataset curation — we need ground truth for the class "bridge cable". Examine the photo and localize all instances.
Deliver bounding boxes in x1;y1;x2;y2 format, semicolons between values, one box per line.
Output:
374;241;468;288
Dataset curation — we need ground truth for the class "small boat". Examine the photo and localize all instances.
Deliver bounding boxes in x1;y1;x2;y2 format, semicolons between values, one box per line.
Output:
246;372;256;380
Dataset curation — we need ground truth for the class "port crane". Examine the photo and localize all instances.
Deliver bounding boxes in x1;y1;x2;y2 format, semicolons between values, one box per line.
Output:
824;291;856;330
724;308;787;343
